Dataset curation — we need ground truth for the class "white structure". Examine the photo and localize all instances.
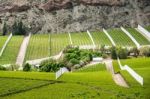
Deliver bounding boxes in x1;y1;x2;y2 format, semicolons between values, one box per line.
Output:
117;58;143;86
0;33;12;57
56;67;69;79
68;32;73;45
87;30;96;49
103;28;116;46
136;25;150;42
16;33;31;70
93;57;103;62
121;27;140;49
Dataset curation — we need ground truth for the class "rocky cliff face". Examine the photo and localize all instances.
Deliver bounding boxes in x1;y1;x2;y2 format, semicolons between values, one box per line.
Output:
0;0;150;34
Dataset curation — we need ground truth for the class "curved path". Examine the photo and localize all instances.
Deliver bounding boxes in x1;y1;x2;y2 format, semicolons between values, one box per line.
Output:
104;59;129;88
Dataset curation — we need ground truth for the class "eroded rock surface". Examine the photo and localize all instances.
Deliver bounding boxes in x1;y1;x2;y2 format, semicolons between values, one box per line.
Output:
0;0;149;33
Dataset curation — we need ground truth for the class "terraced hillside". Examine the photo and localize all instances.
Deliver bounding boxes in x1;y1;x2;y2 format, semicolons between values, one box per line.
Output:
71;32;92;46
126;28;150;45
0;36;23;65
107;28;135;46
25;34;49;60
90;31;112;47
50;33;69;56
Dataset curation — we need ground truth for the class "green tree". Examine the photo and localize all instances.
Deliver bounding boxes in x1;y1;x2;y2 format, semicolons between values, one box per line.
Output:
111;46;117;59
2;22;7;36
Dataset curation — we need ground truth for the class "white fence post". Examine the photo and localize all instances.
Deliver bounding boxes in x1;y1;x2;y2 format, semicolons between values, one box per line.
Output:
103;28;116;46
87;30;96;49
0;33;12;57
68;32;73;45
56;67;69;79
121;27;140;49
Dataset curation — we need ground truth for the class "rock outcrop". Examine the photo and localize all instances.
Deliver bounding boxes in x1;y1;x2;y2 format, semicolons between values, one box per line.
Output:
0;0;149;33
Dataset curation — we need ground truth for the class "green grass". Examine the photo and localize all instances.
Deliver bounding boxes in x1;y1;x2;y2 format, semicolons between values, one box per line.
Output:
90;31;112;47
145;26;150;32
50;33;70;56
113;57;150;98
0;77;49;97
0;36;23;65
0;71;55;80
25;34;49;60
0;36;8;51
74;63;106;72
107;28;135;46
71;32;92;46
126;28;150;45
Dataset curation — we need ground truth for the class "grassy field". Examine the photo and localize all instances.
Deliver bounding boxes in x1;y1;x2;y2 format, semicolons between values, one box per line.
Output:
1;63;150;99
90;31;112;47
0;36;23;65
107;28;135;46
0;77;50;97
25;34;49;60
71;32;92;46
50;33;69;56
126;28;150;45
0;36;8;51
74;63;106;72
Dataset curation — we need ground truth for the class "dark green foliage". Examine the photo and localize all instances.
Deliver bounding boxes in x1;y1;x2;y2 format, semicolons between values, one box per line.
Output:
39;59;64;72
12;20;26;35
69;58;79;65
23;63;31;72
63;47;93;70
0;66;6;71
2;22;7;36
117;47;128;59
111;46;117;59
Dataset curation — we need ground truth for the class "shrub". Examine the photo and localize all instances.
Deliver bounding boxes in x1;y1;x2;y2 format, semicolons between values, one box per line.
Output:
129;47;139;57
111;46;117;59
23;63;31;72
102;54;108;59
0;65;6;71
117;47;128;59
39;59;64;72
69;58;79;65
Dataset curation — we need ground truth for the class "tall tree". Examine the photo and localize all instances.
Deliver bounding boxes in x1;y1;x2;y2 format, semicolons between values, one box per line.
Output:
2;22;7;36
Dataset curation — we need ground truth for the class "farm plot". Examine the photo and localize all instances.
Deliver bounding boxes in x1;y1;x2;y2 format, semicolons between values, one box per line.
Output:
50;33;69;56
25;34;49;61
90;31;112;47
107;28;135;47
0;36;8;51
126;28;150;45
0;36;23;65
71;32;92;46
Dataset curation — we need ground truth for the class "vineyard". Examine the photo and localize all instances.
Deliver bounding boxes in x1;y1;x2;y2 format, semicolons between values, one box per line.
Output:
107;28;136;46
0;26;150;98
0;36;23;64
